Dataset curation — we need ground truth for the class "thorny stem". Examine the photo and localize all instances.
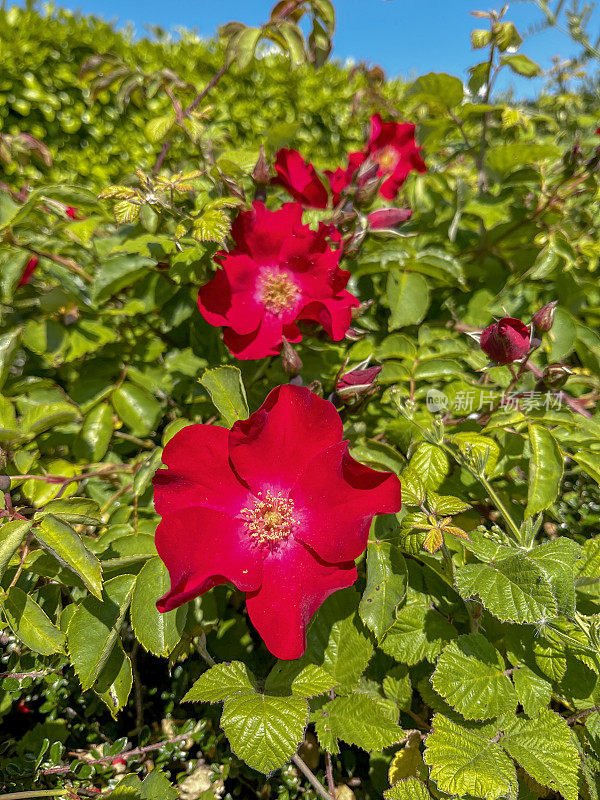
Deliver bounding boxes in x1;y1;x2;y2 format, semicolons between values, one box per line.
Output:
291;754;334;800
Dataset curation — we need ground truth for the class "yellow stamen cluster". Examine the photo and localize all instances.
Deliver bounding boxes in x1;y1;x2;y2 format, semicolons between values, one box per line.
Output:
376;146;399;173
241;490;297;544
260;270;299;314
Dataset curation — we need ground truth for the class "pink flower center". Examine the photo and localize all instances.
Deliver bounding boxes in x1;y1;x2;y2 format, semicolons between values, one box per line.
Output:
259;270;299;314
376;146;399;173
241;490;297;544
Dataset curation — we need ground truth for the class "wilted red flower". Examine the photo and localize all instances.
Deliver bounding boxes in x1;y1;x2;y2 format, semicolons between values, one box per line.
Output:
367;207;412;229
358;114;426;200
480;317;531;365
153;384;402;659
18;256;39;287
197;202;359;360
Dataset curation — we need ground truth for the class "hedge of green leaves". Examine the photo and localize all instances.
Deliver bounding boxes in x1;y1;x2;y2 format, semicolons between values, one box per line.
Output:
2;1;600;799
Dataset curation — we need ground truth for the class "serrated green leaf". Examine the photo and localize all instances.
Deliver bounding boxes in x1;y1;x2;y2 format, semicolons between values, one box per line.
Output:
313;693;404;754
131;557;186;656
359;540;407;641
385;777;431;800
299;588;373;693
192;208;230;243
528;537;581;617
424;714;517;799
1;586;65;655
512;665;551;718
200;366;249;428
35;497;101;525
67;574;136;691
380;604;457;665
264;662;337;698
409;443;449;490
35;515;102;597
388;731;427;784
455;553;558;623
0;329;21;389
92;255;155;304
406;72;464;107
432;634;518;720
572;451;600;485
501;710;578;800
144;114;175;143
183;661;257;703
525;425;563;518
94;637;132;718
0;520;31;580
221;692;308;773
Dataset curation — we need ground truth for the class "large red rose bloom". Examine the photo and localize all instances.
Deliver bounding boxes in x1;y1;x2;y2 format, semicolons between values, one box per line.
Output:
197;201;359;360
359;113;426;200
480;317;531;365
153;384;402;660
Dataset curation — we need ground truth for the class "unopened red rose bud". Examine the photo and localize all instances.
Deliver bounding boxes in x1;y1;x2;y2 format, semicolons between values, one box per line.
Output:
480;317;531;365
542;363;571;390
252;145;271;187
354;175;382;206
367;208;412;230
65;206;77;219
281;339;303;377
531;301;557;333
356;157;379;184
18;256;38;287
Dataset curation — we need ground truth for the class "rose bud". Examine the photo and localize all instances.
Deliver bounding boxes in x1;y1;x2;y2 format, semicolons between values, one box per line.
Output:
252;144;271;187
65;206;78;219
541;363;571;391
18;256;39;287
480;317;531;365
336;364;382;403
281;338;303;378
354;175;382;206
531;301;557;333
367;208;412;230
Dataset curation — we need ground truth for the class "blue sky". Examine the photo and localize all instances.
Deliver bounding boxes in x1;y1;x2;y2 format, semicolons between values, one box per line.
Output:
28;0;600;95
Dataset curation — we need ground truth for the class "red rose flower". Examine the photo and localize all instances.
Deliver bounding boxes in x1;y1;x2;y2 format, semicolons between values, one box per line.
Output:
197;202;359;360
153;384;402;659
480;317;531;365
272;149;329;208
358;113;426;200
18;256;39;287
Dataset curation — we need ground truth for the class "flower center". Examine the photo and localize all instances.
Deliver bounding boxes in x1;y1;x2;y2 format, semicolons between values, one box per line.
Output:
259;270;299;314
241;490;297;544
376;146;399;173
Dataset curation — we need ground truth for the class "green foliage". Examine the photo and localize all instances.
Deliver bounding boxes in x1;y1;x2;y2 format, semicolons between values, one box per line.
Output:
2;0;600;797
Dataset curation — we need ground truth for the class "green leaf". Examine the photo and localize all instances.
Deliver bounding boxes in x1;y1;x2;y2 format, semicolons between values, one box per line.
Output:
229;26;262;69
0;520;31;580
501;710;579;800
75;402;113;462
406;72;464;107
300;588;373;693
94;637;132;718
21;402;79;434
264;662;338;698
139;770;179;800
0;329;21;389
500;54;541;77
528;538;581;617
423;714;517;799
183;661;257;703
144;114;175;143
36;515;103;599
572;451;600;485
388;271;430;329
385;778;431;800
199;366;249;427
221;692;308;773
313;694;404;754
512;665;551;718
525;425;563;518
486;143;561;175
67;574;136;691
1;586;65;655
409;443;449;490
455;552;558;623
380;604;457;665
92;255;155;304
431;634;518;720
450;432;500;475
35;497;101;525
112;382;161;436
131;557;186;656
359;540;407;641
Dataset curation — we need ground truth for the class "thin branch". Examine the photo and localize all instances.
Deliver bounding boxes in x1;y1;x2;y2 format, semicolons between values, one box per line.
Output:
291;754;334;800
566;705;600;724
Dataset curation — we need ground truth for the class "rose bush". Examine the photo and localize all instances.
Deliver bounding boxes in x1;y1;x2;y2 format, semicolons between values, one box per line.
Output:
1;1;600;799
